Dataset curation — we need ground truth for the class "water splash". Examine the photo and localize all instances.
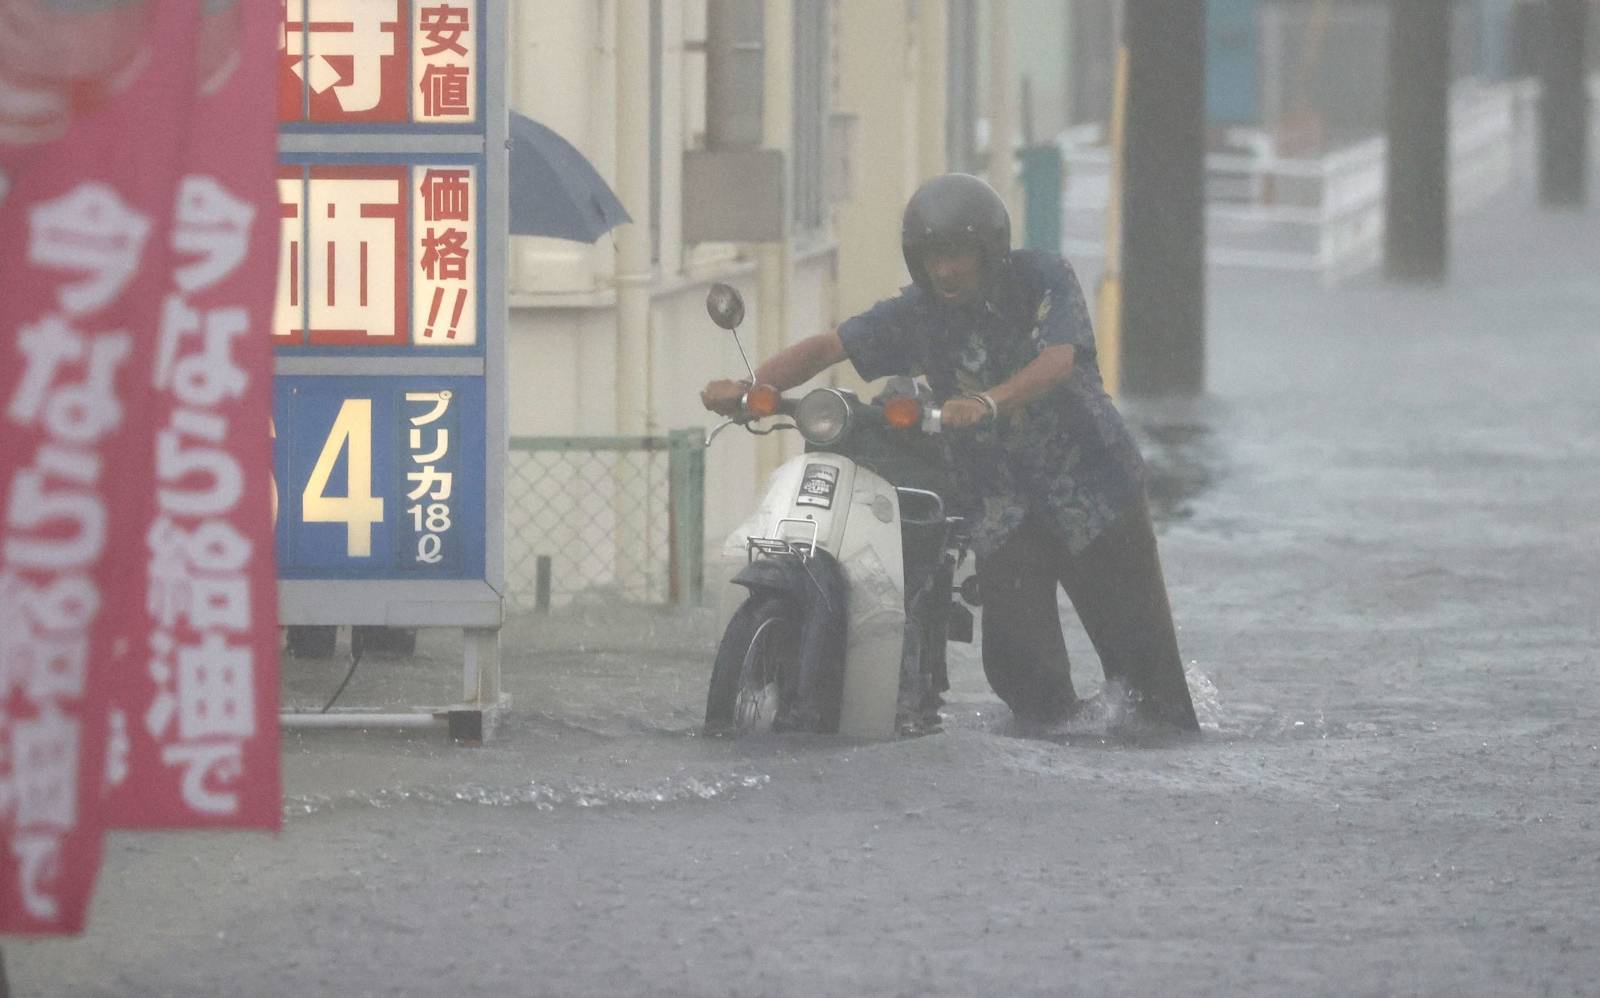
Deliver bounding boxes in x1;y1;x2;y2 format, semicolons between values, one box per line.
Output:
285;772;771;818
1186;662;1224;732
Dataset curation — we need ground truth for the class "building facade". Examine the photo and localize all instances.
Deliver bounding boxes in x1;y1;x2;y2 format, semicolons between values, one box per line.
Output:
504;1;996;585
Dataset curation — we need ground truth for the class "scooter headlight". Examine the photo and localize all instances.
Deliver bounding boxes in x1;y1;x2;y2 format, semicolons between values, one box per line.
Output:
795;388;852;446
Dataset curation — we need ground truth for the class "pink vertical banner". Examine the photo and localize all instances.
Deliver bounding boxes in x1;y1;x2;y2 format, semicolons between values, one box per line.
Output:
0;1;200;934
102;0;283;832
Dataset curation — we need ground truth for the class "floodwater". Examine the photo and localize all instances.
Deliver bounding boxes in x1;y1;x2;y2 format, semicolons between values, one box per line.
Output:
10;187;1600;997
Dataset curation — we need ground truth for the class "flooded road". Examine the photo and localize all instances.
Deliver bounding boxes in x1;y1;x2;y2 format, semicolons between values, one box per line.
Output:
11;189;1600;996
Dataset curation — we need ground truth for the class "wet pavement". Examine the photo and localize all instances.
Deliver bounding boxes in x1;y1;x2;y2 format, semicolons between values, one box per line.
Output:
10;180;1600;997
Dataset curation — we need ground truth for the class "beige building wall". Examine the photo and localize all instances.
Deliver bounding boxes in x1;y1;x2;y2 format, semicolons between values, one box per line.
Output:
834;1;939;327
497;1;1035;583
503;1;847;561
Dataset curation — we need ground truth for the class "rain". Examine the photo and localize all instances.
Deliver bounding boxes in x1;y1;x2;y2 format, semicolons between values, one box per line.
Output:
4;1;1599;996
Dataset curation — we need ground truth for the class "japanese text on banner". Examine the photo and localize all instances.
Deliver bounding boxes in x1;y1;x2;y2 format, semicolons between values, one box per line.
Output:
104;0;283;832
2;184;144;924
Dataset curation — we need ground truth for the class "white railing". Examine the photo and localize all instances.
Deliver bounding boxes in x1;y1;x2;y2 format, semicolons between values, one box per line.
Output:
1060;77;1543;284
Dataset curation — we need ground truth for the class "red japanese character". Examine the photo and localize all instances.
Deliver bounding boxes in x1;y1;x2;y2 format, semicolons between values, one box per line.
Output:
419;227;469;282
417;63;470;118
419;169;471;223
418;5;471;57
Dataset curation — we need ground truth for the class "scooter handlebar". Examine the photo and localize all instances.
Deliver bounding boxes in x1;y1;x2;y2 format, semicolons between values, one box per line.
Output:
704;388;952;448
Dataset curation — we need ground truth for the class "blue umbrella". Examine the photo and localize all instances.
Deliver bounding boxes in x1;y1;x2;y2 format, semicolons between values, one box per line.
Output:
508;111;631;242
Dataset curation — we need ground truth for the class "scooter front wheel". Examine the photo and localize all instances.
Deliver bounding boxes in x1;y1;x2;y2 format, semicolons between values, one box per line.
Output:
704;595;802;736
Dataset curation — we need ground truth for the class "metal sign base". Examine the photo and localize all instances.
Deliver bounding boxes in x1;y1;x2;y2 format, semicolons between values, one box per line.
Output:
280;693;511;745
278;619;507;743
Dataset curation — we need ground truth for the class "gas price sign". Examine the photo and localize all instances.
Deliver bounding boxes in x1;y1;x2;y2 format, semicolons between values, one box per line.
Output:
273;376;485;579
279;0;480;126
272;0;504;633
275;161;482;350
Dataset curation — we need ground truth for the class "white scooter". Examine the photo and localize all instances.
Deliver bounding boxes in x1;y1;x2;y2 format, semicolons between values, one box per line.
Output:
701;284;978;739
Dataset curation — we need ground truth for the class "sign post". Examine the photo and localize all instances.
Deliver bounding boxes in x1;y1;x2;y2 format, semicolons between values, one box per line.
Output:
273;0;507;740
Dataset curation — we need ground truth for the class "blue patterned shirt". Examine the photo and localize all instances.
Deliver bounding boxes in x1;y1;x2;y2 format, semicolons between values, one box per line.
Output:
837;250;1146;557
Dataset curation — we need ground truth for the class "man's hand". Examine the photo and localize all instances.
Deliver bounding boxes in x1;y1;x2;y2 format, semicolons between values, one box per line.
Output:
940;395;993;430
699;331;847;418
700;379;750;417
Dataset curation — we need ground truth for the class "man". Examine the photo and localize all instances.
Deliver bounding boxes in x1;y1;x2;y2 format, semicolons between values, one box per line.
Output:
701;173;1199;733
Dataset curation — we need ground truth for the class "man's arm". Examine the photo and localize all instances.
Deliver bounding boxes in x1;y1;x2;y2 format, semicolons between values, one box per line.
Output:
943;344;1076;429
989;343;1075;412
700;330;847;415
944;255;1089;430
754;330;847;389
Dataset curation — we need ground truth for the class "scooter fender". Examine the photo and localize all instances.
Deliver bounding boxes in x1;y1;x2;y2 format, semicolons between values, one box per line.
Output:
831;465;906;739
728;548;851;733
728;555;808;599
718;453;906;739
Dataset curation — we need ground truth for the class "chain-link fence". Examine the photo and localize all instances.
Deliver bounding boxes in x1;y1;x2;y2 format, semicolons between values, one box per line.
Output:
506;430;705;611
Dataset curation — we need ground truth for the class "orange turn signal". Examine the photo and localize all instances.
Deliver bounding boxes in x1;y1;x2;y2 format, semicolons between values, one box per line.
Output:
882;395;923;430
745;383;782;418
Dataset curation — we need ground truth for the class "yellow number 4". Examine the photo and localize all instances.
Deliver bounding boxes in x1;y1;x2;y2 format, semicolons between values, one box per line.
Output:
302;398;385;557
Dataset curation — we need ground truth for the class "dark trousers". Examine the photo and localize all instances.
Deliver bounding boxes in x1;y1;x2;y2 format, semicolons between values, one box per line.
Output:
977;502;1200;731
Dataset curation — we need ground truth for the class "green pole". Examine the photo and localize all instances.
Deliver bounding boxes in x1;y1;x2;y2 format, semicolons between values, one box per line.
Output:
1018;144;1063;253
668;429;706;606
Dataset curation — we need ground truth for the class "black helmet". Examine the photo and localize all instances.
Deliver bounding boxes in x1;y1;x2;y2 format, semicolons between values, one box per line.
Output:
901;173;1011;292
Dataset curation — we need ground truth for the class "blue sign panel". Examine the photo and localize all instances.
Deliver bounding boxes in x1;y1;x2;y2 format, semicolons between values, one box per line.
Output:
274;375;486;581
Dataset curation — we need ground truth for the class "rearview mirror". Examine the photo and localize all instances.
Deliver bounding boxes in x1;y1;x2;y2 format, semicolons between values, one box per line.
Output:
706;283;745;330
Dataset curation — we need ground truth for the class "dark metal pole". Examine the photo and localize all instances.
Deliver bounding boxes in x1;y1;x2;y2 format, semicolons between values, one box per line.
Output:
1120;0;1207;397
535;555;552;613
1539;0;1590;207
1384;0;1452;285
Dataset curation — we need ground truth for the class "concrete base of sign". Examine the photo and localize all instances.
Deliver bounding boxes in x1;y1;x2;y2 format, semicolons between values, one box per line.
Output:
447;696;511;745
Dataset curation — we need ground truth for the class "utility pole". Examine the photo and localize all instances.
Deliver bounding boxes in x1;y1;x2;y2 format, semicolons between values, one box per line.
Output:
616;0;653;435
615;0;654;596
1384;0;1451;284
1539;0;1590;208
1120;0;1207;397
756;0;793;484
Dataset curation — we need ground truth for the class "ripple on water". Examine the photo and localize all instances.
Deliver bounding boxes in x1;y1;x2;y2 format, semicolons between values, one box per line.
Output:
284;772;772;818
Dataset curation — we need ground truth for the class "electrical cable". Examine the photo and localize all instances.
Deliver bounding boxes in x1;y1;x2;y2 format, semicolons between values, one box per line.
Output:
320;625;365;713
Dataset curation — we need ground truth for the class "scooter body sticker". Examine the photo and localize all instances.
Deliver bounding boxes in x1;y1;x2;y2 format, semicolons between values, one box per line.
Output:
796;463;839;509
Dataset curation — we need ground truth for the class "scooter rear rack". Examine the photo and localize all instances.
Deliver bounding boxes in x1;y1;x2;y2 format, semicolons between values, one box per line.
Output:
746;517;821;562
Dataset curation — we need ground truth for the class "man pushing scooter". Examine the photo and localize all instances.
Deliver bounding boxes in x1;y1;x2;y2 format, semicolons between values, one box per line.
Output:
701;173;1200;733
